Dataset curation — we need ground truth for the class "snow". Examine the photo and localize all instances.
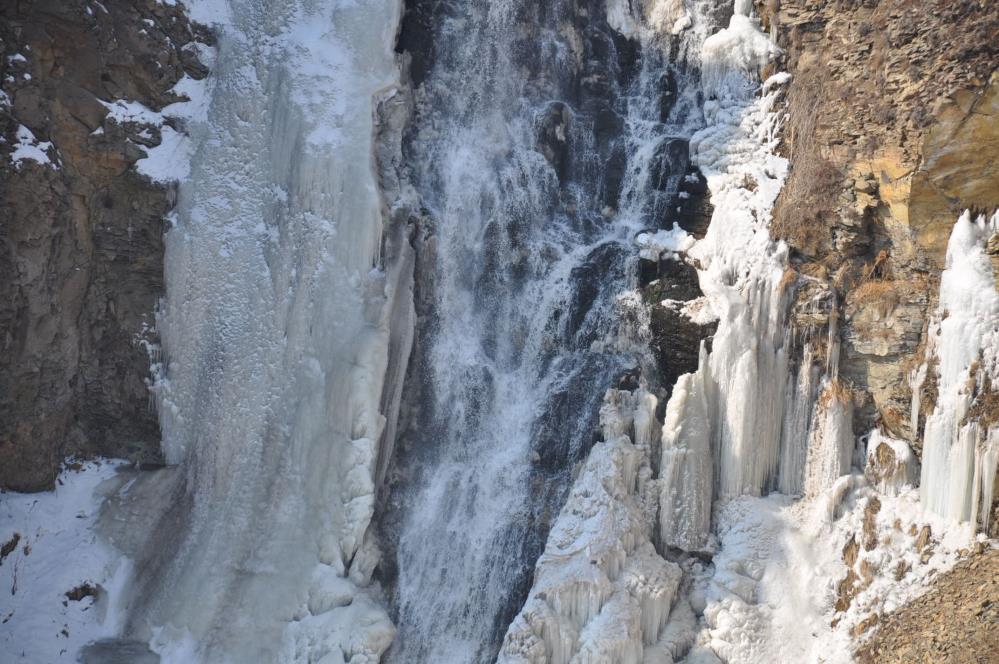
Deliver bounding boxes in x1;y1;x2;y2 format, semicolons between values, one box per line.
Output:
692;475;981;664
97;71;210;184
919;210;999;528
10;124;56;169
0;461;130;663
636;224;695;261
865;430;918;497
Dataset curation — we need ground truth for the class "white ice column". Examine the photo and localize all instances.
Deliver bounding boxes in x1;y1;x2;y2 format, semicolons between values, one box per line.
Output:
919;211;999;528
659;346;713;550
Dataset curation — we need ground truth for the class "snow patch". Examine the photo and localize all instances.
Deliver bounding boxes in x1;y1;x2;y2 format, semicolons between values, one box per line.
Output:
0;461;130;662
10;124;57;169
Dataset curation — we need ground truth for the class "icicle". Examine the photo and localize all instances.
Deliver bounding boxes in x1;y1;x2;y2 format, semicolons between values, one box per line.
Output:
977;427;999;531
777;343;822;495
802;379;854;498
659;346;713;550
919;211;999;528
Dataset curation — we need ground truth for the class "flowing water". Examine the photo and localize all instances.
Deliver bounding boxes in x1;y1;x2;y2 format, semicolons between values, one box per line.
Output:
383;2;714;660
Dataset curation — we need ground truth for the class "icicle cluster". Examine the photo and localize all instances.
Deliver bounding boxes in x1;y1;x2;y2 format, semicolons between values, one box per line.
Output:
919;210;999;531
498;388;683;664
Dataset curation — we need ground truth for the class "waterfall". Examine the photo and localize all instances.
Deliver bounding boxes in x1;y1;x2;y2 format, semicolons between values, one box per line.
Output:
380;1;706;660
107;1;410;661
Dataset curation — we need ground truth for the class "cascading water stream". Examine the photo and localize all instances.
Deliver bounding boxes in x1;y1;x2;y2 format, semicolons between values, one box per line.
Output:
383;2;709;660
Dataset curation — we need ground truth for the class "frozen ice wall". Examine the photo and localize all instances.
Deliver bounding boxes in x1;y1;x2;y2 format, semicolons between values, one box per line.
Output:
919;210;999;530
116;1;409;661
666;3;792;502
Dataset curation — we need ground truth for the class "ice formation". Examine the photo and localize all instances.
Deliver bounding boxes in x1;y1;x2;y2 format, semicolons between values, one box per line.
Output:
5;1;994;662
498;388;683;664
636;225;696;261
674;4;792;500
607;0;691;39
108;0;411;661
802;380;855;499
919;210;999;529
659;351;713;551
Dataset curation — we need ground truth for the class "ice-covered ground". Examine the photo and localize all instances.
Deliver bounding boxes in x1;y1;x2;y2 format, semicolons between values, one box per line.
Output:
0;462;130;663
688;474;980;664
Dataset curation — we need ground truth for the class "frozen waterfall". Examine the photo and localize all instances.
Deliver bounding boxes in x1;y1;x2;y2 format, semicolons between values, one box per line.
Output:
107;1;410;661
21;0;992;662
380;0;706;660
919;210;999;529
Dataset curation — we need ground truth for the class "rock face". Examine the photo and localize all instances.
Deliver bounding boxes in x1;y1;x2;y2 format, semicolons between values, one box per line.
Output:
856;546;999;664
0;1;210;491
760;0;999;447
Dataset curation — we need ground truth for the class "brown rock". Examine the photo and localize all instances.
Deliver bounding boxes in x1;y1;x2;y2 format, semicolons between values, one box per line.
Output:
0;0;211;491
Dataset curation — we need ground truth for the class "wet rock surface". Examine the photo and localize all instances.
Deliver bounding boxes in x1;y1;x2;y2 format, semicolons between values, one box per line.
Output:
0;0;210;491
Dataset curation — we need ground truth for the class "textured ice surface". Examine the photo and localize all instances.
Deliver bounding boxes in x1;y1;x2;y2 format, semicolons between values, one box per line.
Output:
660;354;713;551
499;389;682;664
117;1;407;661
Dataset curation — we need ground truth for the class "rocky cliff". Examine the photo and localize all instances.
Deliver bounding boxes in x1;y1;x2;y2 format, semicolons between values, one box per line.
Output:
0;0;210;491
760;0;999;521
755;0;999;658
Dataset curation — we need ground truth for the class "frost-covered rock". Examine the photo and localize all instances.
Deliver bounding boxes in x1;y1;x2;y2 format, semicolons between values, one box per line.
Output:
865;430;918;497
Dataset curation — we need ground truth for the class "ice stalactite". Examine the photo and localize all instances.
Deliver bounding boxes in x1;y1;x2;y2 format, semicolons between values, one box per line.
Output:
659;347;713;551
802;380;855;499
498;388;682;664
919;210;999;530
114;1;410;662
659;3;792;502
777;342;824;496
